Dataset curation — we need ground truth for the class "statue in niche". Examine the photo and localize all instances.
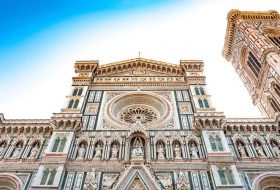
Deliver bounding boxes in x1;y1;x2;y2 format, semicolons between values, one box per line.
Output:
255;143;266;157
272;141;280;156
11;143;22;159
189;143;199;158
29;143;39;159
0;143;5;157
176;171;190;190
157;143;165;160
132;137;144;157
111;143;119;159
237;143;247;158
174;143;182;159
94;143;102;159
77;143;86;159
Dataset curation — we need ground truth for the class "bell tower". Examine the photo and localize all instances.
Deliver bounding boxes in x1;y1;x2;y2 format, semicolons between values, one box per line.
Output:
222;10;280;118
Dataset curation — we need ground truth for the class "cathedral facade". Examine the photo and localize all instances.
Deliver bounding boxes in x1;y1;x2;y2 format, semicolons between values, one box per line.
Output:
0;10;280;190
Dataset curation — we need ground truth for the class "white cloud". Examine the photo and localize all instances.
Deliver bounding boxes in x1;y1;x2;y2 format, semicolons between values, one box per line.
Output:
1;0;279;118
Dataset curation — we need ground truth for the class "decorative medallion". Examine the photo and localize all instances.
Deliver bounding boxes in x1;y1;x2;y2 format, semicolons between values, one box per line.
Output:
132;68;146;76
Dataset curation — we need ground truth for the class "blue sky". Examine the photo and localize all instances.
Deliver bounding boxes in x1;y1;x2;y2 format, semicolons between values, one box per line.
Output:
0;0;279;118
0;0;176;49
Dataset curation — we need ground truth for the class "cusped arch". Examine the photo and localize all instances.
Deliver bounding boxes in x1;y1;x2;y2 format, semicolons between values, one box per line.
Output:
186;135;200;145
249;133;265;145
154;134;167;144
29;136;43;147
252;172;280;190
0;173;24;190
232;134;248;144
108;135;122;145
266;133;280;145
76;136;91;146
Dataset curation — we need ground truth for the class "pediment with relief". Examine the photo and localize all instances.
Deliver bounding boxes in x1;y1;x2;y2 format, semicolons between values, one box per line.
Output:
96;58;183;77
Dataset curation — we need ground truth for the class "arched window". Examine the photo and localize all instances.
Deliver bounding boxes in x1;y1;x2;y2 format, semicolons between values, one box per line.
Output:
218;168;234;185
52;136;66;152
58;137;66;152
72;88;78;96
195;87;200;95
198;99;204;108
40;168;57;185
78;88;83;96
274;83;280;99
269;36;280;48
68;100;74;108
200;87;205;95
210;134;223;151
203;99;209;108
247;52;262;79
270;97;280;112
73;100;79;108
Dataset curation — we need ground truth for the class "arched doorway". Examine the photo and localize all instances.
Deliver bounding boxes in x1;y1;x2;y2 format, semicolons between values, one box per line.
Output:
252;173;280;190
0;173;23;190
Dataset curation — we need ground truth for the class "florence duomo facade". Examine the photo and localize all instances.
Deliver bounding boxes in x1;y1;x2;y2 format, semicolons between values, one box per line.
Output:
0;10;280;190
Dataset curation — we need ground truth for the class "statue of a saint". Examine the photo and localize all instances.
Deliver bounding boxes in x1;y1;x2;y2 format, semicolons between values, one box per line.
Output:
132;138;144;157
0;144;5;157
77;143;86;159
111;144;119;159
29;145;39;159
157;143;165;160
237;144;247;158
255;144;266;157
272;143;280;156
11;144;22;159
94;144;102;158
174;143;182;159
190;143;198;158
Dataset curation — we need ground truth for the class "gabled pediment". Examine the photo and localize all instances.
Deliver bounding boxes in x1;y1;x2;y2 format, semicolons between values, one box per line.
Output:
96;58;183;77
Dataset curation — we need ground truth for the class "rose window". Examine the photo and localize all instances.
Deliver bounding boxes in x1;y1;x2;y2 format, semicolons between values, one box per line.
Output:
119;107;158;124
105;91;173;129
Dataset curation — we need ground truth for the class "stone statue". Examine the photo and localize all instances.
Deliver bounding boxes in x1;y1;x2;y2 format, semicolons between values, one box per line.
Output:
174;143;182;159
272;143;280;156
255;144;266;157
111;144;119;159
190;143;198;158
94;144;102;158
84;169;98;190
132;138;144;157
237;144;247;158
77;143;86;159
176;171;190;190
29;145;39;159
157;143;165;160
0;144;5;157
11;144;22;159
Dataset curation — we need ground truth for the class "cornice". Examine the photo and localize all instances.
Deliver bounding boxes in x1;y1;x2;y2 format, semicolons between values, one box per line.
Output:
222;9;279;61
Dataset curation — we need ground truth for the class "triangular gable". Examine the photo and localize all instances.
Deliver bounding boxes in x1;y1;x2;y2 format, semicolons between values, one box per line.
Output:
113;165;161;190
96;58;183;77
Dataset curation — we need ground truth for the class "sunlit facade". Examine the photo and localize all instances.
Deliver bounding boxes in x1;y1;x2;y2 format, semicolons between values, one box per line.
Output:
0;10;280;190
